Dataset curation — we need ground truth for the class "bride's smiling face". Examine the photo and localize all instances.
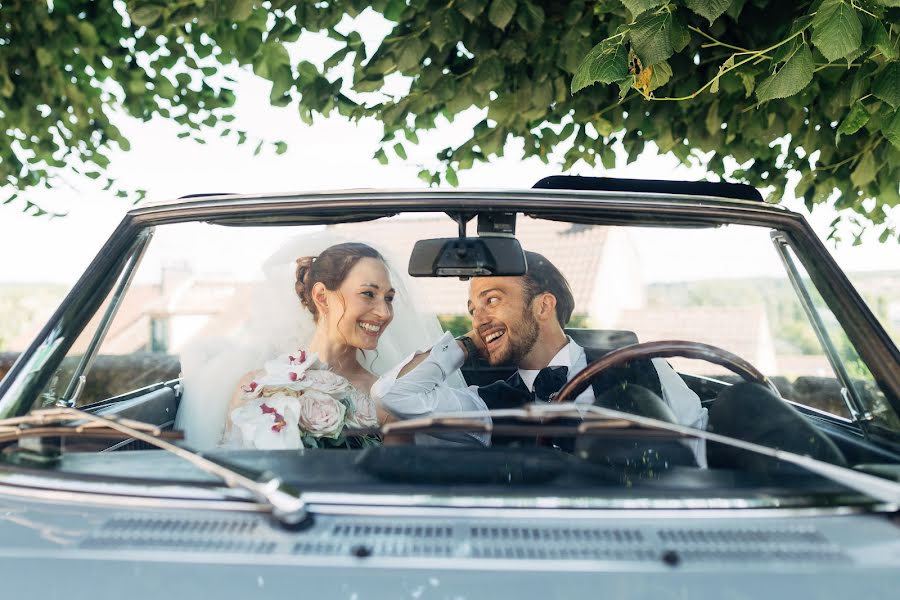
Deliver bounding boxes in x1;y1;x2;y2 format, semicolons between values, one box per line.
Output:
319;257;395;350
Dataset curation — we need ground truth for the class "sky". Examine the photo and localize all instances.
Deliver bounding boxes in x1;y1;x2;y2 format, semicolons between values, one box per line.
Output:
1;12;898;286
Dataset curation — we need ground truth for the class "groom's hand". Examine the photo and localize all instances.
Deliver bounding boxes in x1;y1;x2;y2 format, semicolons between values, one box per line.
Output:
458;329;487;362
396;330;486;378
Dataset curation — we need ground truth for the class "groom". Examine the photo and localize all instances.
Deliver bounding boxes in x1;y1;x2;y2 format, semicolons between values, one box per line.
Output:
373;251;708;465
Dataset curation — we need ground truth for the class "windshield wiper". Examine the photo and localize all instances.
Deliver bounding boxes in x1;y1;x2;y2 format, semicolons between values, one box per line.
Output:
353;403;900;505
0;408;311;528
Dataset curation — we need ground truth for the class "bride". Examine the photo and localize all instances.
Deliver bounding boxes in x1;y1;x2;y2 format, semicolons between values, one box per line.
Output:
175;233;481;450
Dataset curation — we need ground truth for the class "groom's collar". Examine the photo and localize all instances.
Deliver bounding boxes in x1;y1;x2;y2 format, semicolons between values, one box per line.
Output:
517;336;584;390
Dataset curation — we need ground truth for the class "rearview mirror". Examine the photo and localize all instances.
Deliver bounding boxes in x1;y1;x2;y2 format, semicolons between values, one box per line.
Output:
408;237;527;278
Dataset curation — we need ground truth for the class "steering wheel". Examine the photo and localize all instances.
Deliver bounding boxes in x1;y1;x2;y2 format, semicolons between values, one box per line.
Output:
553;340;777;404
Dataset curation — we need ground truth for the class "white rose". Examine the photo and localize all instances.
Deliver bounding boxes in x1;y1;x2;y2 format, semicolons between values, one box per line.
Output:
298;389;346;439
345;390;379;428
297;369;352;397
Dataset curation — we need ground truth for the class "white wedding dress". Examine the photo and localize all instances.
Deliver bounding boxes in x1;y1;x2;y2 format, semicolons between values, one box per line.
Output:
175;230;462;450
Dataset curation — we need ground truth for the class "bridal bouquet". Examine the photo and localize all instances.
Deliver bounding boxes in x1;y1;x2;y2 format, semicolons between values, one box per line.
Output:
227;350;381;449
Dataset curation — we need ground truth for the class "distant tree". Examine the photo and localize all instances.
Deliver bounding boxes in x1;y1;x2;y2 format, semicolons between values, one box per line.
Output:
1;1;898;241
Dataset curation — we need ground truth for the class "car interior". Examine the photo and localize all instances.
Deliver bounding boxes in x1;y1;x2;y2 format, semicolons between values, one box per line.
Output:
13;177;895;493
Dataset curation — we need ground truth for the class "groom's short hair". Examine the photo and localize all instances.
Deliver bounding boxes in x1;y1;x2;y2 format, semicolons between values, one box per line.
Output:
521;251;574;327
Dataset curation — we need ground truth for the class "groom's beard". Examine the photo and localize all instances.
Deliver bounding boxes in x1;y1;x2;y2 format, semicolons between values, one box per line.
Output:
488;307;539;366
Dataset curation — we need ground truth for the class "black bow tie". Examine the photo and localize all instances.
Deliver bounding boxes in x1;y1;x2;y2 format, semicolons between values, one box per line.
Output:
476;366;570;411
517;365;569;402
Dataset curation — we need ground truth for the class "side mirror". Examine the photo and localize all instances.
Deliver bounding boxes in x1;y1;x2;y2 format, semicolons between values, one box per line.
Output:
408;237;527;278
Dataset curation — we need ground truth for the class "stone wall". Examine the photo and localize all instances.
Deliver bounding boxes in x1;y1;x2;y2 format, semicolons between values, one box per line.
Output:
0;352;180;406
0;351;849;415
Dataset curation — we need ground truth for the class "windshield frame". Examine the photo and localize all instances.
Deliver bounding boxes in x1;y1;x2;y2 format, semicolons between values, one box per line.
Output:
1;189;897;426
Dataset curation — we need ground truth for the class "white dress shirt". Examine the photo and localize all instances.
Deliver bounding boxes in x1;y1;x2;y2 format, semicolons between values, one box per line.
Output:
371;331;491;446
373;331;708;466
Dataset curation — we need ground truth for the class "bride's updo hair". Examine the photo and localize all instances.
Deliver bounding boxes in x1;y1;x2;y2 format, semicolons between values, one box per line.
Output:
295;242;384;321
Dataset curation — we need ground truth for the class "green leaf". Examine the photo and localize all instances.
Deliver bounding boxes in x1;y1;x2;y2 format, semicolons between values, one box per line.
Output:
738;72;755;97
253;43;291;81
488;0;517;30
850;151;876;187
811;0;863;62
755;42;814;102
396;37;427;71
130;5;163;27
648;60;672;91
281;24;302;43
705;100;721;134
669;12;690;53
594;118;614;136
324;47;350;70
374;148;388;164
837;100;870;138
487;94;517;123
228;0;255;21
431;8;464;49
794;171;815;198
872;62;900;109
296;61;319;85
571;40;630;93
770;36;802;64
446;167;459;186
77;22;99;46
868;19;897;60
789;14;816;36
596;144;613;169
516;1;545;32
685;0;733;24
620;0;665;17
630;10;674;66
384;0;407;21
354;75;385;93
393;142;407;159
35;47;53;67
458;0;486;21
274;141;288;155
472;57;505;94
883;109;900;150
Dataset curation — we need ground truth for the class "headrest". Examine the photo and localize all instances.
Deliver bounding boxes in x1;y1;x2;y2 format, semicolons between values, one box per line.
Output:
564;328;638;355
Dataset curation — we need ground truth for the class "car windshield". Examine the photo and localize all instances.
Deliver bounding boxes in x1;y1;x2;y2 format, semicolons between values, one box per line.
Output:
2;206;899;509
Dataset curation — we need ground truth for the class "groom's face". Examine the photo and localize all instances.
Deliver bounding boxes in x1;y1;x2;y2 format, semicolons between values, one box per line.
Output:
467;276;539;366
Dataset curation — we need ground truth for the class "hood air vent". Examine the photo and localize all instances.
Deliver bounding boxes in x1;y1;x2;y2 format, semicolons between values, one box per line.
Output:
85;514;846;565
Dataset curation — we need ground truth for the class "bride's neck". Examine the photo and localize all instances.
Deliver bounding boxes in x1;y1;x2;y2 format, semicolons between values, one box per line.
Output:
308;325;358;373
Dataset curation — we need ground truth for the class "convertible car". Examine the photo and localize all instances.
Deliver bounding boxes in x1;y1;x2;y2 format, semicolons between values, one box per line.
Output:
1;177;899;598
